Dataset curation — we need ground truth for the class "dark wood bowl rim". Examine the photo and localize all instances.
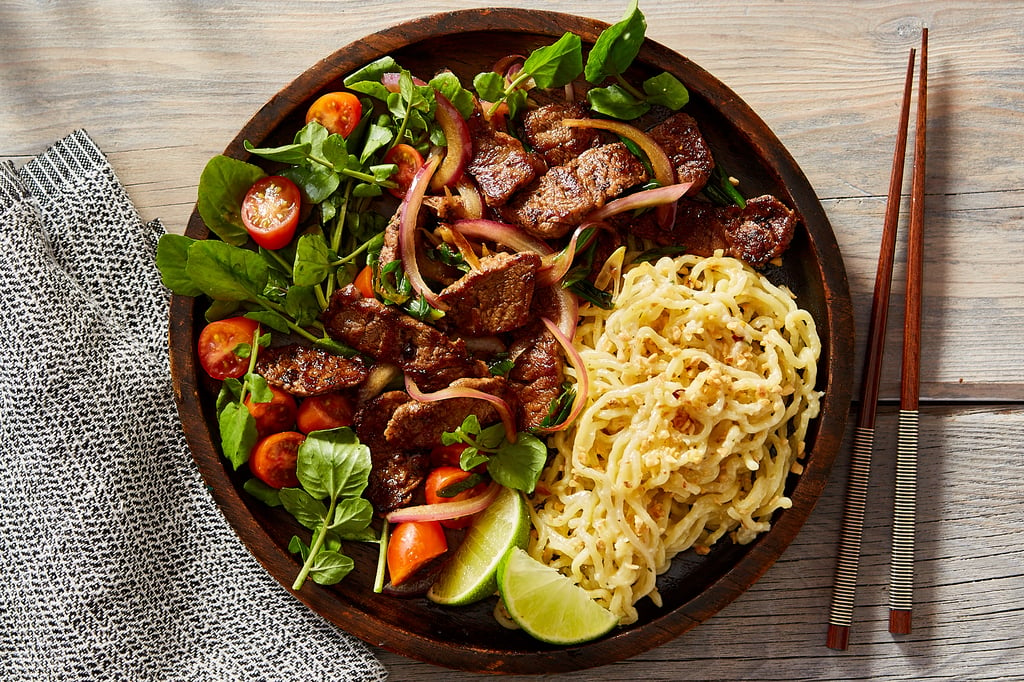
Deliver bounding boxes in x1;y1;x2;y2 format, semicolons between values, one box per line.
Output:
169;7;855;674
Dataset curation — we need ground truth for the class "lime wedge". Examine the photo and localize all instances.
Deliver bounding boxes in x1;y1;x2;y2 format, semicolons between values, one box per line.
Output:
497;547;619;645
427;485;529;606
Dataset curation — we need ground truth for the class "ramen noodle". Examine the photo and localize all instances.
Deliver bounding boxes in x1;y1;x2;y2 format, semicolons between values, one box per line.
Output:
528;252;822;624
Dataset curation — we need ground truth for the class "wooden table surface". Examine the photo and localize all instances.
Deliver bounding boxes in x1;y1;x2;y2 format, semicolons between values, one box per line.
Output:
3;1;1022;679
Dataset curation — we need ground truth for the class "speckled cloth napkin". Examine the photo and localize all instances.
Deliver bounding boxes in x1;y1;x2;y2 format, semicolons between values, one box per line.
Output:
0;130;387;681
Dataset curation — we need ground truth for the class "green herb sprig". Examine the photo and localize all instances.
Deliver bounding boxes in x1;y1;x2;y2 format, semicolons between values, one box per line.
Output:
442;416;548;494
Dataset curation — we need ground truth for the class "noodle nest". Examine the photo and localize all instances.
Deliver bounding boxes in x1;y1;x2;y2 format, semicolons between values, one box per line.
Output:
528;252;822;624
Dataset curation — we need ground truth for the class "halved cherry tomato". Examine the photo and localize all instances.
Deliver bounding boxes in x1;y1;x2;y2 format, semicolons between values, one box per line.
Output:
241;175;301;250
383;143;424;199
387;520;448;586
296;392;355;434
305;91;362;139
249;431;304;489
424;466;490;529
244;385;298;438
353;264;375;299
197;316;260;381
429;443;486;474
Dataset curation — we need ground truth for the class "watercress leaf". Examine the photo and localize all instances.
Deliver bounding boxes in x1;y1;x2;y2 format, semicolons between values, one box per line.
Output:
196;155;266;246
477;423;507;450
523;32;583;89
309;549;354;585
295;121;329;154
505;88;529;122
321;134;350;170
242;139;311;165
204;299;240;323
643;71;690;110
460;447;489;471
285;285;321;325
288;535;310;561
486;432;547;494
155;234;203;296
280;162;340;204
330;497;374;537
216;379;241;410
351;183;383;199
279;487;329;530
360;122;394;163
244;309;290;334
343;56;400;86
346;80;391;103
584;0;646;83
429;71;475;119
245;372;273;403
472;71;505;103
218;401;258;470
586;83;651;120
296;428;372;500
243;478;282;507
293;233;331;286
185;240;268;302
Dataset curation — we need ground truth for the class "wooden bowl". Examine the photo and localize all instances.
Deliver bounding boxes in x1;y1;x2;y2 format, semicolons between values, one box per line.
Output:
169;8;855;674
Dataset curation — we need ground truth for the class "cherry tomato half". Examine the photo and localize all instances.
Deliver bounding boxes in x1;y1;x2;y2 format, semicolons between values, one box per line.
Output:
244;385;298;439
353;264;375;299
197;316;260;381
249;431;305;489
296;392;355;434
424;466;490;529
383;143;424;199
305;91;362;139
241;175;301;250
387;520;448;586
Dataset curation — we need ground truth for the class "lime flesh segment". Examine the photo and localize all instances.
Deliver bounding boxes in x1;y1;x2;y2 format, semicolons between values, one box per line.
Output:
497;547;619;645
427;485;529;606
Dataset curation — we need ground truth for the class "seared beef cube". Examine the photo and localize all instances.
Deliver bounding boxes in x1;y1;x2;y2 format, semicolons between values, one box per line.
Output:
521;102;604;167
646;112;714;194
436;251;541;335
321;285;485;391
466;112;547;207
256;344;369;397
508;322;565;430
354;390;429;514
629;194;797;267
384;377;511;449
499;143;648;239
727;195;797;266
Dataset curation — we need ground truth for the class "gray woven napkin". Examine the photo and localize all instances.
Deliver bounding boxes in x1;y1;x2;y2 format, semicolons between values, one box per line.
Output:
0;130;387;681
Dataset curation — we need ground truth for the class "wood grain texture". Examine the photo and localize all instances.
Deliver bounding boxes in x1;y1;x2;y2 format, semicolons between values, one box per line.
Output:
3;1;1023;679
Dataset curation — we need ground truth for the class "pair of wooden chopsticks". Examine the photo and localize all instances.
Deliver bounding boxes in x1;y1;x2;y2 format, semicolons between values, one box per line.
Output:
826;28;928;650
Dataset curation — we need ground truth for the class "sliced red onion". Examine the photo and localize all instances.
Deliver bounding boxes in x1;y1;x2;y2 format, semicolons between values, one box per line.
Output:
386;481;502;524
586;182;693;223
562;117;679;227
429;91;472;191
454;179;483;220
381;72;428;92
399;153;445;309
534;316;589;433
549;285;579;341
451;219;554;257
404;374;517;444
537;221;610;287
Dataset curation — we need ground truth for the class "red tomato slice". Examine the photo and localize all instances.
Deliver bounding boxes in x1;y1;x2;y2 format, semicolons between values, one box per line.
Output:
305;91;362;139
241;175;301;250
244;385;298;438
296;392;355;434
249;431;305;489
383;143;424;199
197;316;260;380
387;520;448;586
424;467;490;529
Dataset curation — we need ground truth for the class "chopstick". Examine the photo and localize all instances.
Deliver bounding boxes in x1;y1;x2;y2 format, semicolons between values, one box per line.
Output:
825;44;917;651
889;26;928;636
